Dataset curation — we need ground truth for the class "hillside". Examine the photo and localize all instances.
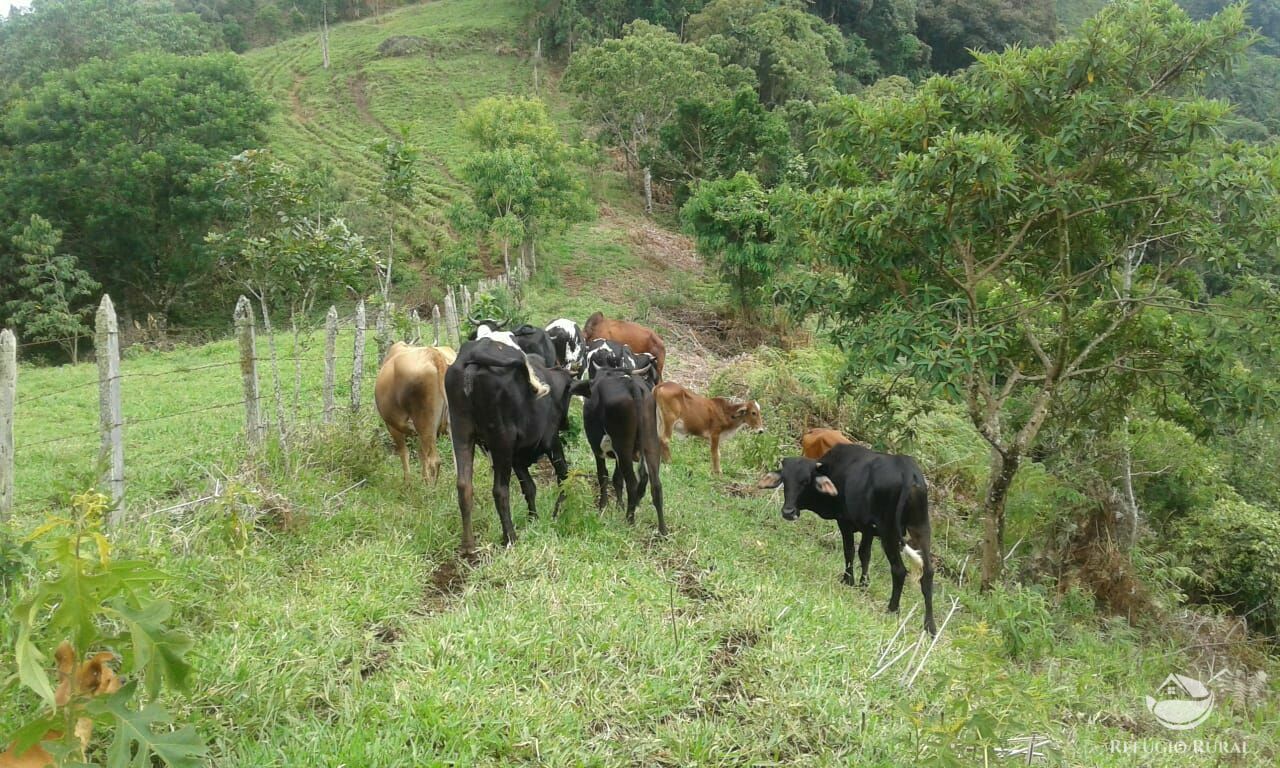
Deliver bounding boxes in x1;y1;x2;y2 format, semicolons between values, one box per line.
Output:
243;0;563;297
4;2;1278;766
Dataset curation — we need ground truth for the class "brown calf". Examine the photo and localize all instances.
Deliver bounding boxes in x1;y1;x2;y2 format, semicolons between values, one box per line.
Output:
374;342;457;483
583;312;666;381
1;642;121;768
654;382;764;474
801;427;855;459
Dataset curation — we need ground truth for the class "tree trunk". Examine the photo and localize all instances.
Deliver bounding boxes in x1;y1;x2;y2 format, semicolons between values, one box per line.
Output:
980;449;1020;591
643;167;653;214
384;214;395;303
321;2;331;70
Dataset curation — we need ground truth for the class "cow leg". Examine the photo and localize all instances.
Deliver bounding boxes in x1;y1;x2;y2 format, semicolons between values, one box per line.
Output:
659;410;673;463
858;531;875;587
710;434;722;475
838;520;857;586
491;457;517;547
549;443;570;519
412;415;440;483
910;523;937;636
593;450;610;510
388;425;411;484
453;439;476;555
881;535;909;615
513;464;538;519
611;462;625;508
619;455;640;525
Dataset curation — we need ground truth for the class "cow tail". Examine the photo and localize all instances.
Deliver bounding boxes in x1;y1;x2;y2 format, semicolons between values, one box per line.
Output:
463;363;479;397
525;359;550;399
896;482;925;579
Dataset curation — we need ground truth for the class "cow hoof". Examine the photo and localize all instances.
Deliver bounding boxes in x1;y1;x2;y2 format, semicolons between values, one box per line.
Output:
924;620;937;637
841;573;857;586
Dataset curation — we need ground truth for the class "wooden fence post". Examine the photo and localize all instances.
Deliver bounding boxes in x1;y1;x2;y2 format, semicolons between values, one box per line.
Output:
351;298;366;413
373;302;389;360
95;295;124;525
0;329;14;522
409;309;422;345
462;285;472;320
444;292;460;347
323;305;338;424
235;296;264;448
432;305;442;346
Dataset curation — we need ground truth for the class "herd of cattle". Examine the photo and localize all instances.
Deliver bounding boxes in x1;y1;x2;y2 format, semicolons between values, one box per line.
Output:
374;311;936;635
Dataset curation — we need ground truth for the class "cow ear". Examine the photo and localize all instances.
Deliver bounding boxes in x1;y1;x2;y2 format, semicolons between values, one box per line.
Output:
756;471;782;490
814;475;839;496
734;405;749;417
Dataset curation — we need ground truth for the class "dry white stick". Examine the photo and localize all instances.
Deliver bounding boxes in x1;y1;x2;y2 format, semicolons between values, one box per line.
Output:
870;636;921;681
873;603;918;669
905;598;962;688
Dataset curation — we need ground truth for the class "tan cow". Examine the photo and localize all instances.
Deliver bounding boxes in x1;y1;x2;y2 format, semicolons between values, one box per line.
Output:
654;382;764;474
583;311;666;381
800;427;855;459
374;342;457;483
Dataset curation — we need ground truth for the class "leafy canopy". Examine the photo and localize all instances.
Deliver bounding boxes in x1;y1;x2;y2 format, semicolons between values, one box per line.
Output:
688;0;873;104
456;96;593;255
775;0;1279;582
0;52;270;315
563;20;740;170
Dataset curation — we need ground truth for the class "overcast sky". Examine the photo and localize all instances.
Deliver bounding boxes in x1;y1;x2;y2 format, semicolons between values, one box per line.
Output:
2;0;33;18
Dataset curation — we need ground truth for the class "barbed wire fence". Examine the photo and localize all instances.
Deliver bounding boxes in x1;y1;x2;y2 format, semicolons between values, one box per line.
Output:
0;255;532;526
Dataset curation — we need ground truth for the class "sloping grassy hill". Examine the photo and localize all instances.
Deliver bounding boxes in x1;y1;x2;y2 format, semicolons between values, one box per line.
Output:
5;1;1277;765
9;235;1274;766
243;0;554;266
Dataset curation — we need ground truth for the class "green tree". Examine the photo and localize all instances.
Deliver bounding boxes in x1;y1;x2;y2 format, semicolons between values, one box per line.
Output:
0;0;222;94
682;171;781;318
370;127;421;303
652;88;794;198
0;53;269;317
528;0;708;53
916;0;1057;73
457;96;593;271
776;0;1279;589
209;149;372;435
688;0;873;104
563;20;739;187
812;0;930;77
3;214;99;364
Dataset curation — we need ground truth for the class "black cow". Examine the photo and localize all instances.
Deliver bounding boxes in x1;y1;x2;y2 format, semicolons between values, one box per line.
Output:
545;318;585;374
583;339;658;386
509;324;556;366
469;320;556;367
757;443;936;635
445;338;576;552
572;365;666;534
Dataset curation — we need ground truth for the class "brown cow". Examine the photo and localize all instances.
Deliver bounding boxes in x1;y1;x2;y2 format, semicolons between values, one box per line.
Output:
583;311;666;381
655;382;764;474
374;342;457;483
801;427;855;459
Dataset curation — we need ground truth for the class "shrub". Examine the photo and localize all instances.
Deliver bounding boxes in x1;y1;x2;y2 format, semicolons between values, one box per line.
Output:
1174;495;1280;635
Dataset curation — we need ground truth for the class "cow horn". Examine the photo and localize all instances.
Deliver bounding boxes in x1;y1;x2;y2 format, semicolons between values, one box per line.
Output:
629;363;652;375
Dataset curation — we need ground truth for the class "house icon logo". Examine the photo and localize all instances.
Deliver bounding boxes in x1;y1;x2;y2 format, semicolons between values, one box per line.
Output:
1145;673;1215;730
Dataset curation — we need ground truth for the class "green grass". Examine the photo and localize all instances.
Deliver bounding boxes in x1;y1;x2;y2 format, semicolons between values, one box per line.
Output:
6;238;1276;766
4;1;1278;765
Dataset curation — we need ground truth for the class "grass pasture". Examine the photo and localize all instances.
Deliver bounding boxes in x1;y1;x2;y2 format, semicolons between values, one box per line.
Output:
5;227;1276;765
3;1;1278;764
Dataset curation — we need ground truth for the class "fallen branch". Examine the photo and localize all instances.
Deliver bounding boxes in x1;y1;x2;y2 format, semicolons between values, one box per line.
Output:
905;597;962;688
